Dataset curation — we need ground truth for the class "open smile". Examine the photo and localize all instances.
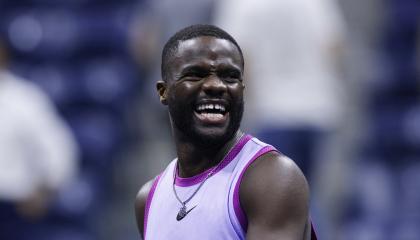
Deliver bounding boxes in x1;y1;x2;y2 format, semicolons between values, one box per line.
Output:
193;102;229;125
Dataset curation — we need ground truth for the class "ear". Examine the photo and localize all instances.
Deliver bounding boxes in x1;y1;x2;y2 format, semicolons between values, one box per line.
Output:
156;80;168;105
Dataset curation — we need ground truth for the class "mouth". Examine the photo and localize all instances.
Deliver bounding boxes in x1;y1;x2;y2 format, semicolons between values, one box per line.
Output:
193;101;229;125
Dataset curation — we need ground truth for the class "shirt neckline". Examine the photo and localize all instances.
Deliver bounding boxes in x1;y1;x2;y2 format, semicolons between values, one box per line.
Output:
174;134;252;187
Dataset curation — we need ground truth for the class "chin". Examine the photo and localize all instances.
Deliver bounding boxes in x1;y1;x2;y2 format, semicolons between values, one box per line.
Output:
170;101;244;147
190;123;239;148
196;128;230;144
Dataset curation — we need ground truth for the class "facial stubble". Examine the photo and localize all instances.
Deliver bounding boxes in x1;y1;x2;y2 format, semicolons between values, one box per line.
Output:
168;98;244;148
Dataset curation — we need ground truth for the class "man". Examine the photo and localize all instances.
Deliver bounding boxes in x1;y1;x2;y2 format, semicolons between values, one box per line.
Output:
135;24;316;239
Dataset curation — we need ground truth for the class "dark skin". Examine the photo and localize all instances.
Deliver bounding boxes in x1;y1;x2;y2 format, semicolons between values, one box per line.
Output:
135;36;311;239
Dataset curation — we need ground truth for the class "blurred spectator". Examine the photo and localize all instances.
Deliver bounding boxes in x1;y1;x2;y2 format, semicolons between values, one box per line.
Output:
215;0;348;238
215;0;347;179
0;38;79;240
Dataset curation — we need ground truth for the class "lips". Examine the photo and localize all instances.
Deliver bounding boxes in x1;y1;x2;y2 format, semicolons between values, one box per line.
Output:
194;101;229;124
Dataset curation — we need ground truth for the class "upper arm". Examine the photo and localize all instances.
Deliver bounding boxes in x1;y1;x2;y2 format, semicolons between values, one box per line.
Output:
240;151;310;240
134;179;155;239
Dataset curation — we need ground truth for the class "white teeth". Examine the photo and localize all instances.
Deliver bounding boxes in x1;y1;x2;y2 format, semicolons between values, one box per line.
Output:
201;113;223;120
196;103;226;112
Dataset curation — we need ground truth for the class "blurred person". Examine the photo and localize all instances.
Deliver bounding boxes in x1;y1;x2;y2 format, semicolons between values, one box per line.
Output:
215;1;349;238
0;38;79;240
214;0;347;181
135;25;317;240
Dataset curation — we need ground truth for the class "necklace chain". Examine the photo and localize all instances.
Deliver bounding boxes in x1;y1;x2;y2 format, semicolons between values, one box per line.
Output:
172;132;244;218
172;162;218;207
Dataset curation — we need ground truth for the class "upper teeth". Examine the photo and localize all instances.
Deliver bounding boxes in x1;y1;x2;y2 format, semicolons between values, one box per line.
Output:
197;104;225;112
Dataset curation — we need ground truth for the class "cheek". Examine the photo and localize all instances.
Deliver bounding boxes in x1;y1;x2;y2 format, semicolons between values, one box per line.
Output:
228;84;244;99
173;82;199;98
168;82;198;105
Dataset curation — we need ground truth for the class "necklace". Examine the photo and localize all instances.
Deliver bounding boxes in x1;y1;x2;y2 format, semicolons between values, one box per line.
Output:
172;132;244;221
172;165;217;221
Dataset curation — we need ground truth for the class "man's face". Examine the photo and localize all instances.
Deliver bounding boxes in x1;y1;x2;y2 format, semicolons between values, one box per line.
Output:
161;36;244;146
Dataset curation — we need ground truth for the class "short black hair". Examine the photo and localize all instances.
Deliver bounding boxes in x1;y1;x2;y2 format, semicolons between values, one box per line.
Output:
161;24;244;81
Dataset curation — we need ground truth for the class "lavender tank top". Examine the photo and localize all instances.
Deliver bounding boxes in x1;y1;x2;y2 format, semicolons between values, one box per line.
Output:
143;135;277;240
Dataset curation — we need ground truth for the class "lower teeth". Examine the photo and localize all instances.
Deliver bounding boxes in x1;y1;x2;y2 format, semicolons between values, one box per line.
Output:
201;113;223;119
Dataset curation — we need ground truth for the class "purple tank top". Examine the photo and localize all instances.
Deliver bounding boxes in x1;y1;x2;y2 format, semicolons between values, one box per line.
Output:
143;135;316;239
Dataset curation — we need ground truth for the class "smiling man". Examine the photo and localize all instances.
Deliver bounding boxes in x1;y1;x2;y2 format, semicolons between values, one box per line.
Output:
135;24;316;240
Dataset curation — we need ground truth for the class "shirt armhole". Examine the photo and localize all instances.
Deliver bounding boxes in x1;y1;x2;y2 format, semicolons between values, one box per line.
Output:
232;145;277;232
143;173;162;239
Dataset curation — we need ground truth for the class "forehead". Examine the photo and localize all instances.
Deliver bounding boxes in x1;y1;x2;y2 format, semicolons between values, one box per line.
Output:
171;36;243;71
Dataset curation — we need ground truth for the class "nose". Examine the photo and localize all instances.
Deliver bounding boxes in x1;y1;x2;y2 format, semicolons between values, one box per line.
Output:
202;75;227;96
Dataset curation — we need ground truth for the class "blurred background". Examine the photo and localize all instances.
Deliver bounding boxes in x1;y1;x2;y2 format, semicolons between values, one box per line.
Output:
0;0;418;239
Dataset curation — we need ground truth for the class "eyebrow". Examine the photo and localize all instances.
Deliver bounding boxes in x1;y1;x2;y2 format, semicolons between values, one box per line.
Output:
181;63;242;74
218;65;242;74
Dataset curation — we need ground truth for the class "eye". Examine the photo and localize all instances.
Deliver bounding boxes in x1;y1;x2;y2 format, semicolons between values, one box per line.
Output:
219;70;241;83
182;73;199;80
181;70;208;81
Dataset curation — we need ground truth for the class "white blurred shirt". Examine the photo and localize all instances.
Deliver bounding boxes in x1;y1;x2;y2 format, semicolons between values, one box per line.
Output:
215;0;347;129
0;70;78;201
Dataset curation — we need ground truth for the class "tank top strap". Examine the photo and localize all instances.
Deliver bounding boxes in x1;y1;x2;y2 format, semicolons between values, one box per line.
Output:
228;137;278;234
143;159;176;239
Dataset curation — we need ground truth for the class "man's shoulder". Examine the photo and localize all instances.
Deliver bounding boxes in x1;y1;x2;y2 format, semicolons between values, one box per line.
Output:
240;150;309;217
135;158;176;204
134;178;157;237
239;151;310;238
241;150;309;198
135;171;166;211
135;179;155;207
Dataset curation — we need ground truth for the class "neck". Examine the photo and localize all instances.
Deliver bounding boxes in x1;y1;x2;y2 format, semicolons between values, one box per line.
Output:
174;130;243;178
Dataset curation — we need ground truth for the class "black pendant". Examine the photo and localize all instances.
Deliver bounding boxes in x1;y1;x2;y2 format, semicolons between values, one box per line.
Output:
176;205;196;221
176;206;187;221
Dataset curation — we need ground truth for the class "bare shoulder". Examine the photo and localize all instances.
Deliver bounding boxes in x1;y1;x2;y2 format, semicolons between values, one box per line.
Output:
240;151;310;239
134;179;156;238
241;150;309;199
